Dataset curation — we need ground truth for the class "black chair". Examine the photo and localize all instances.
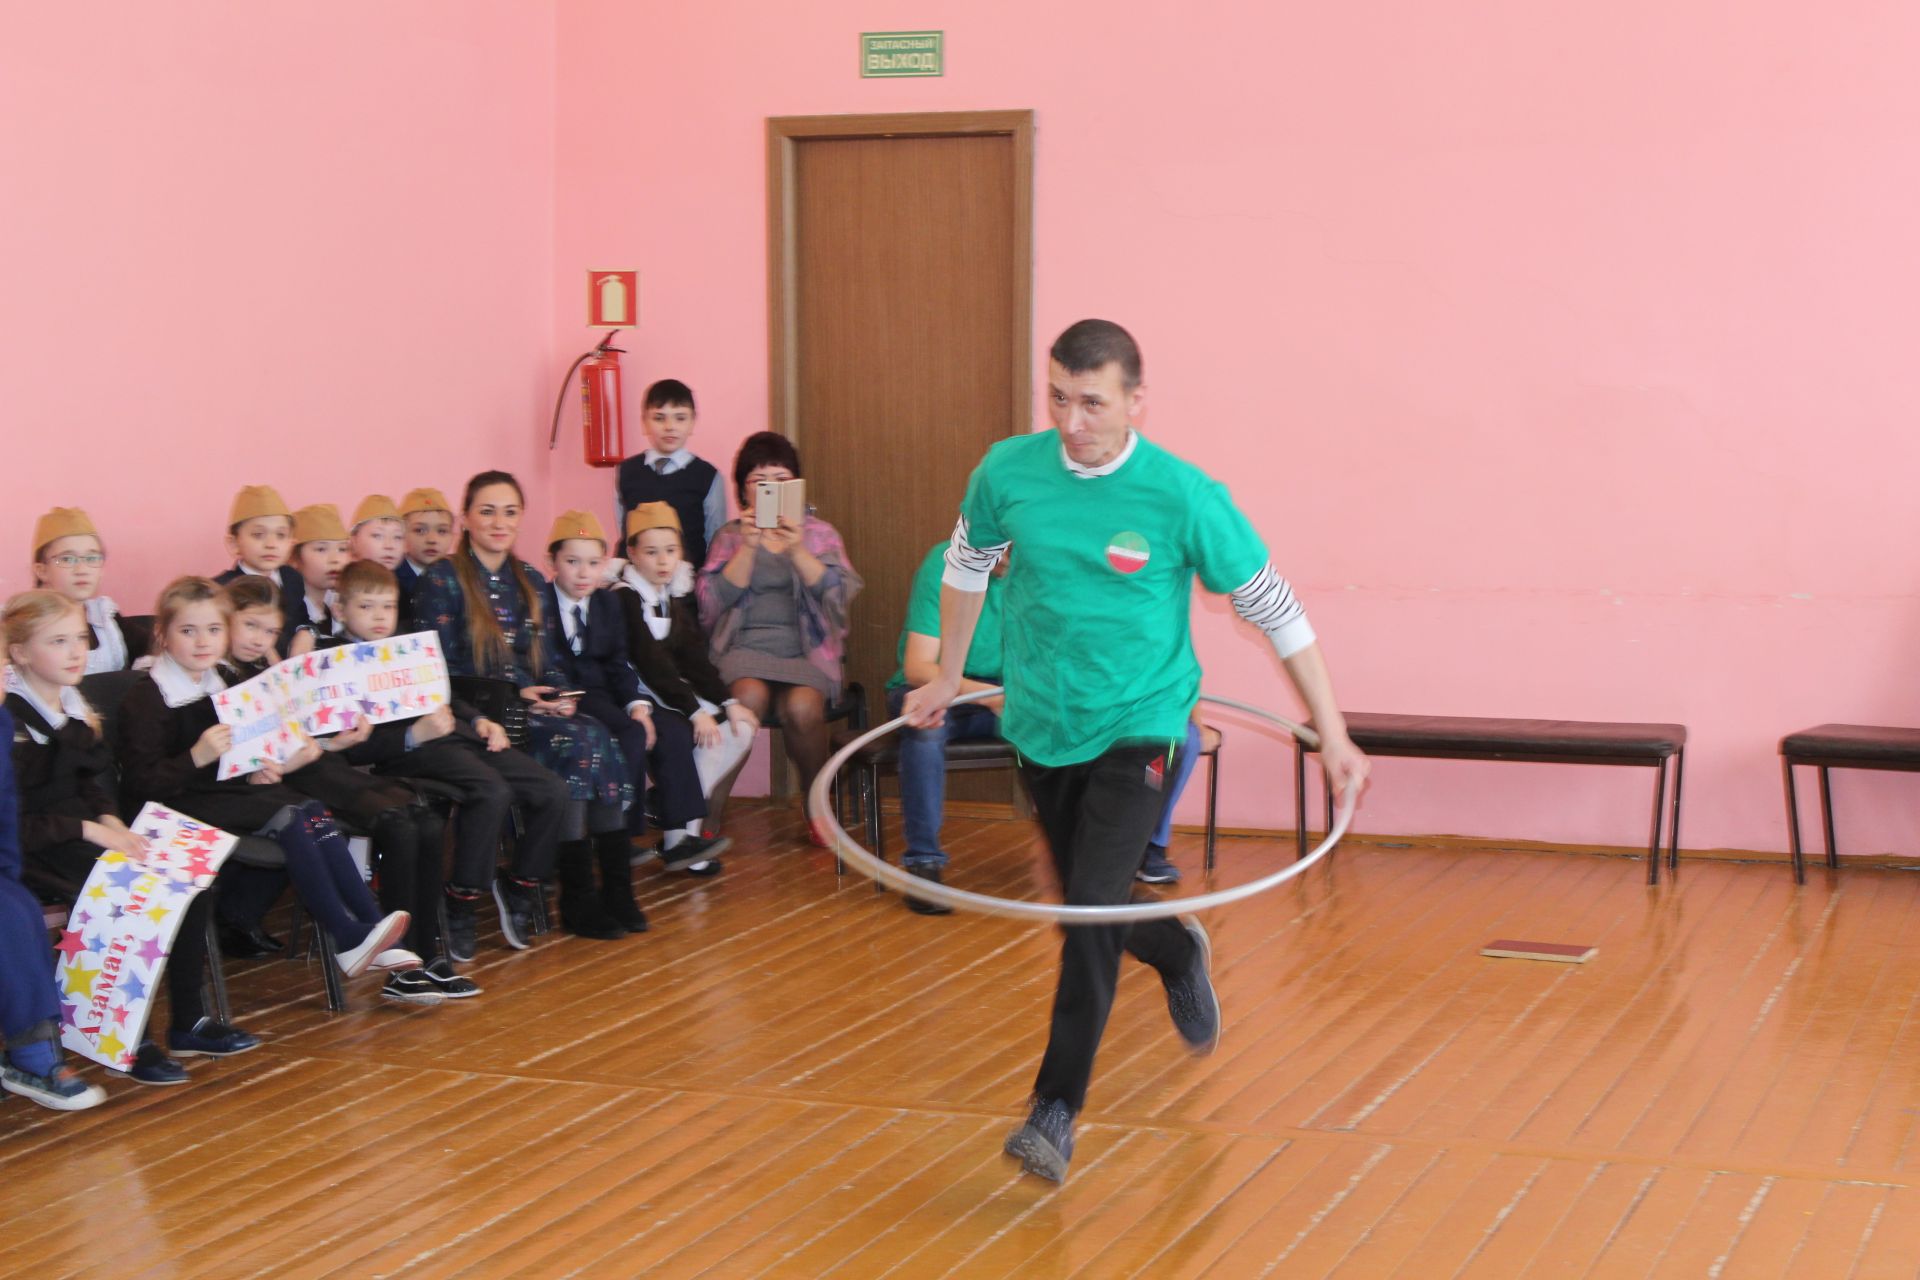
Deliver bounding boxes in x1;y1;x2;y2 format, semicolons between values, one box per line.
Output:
1780;724;1920;882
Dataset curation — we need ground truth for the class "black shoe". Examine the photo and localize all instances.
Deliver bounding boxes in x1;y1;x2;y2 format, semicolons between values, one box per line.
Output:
445;893;479;963
381;969;447;1006
904;864;954;916
166;1018;261;1058
127;1042;189;1087
1136;843;1181;884
217;923;286;959
1003;1097;1076;1182
492;877;538;950
1162;917;1221;1055
422;957;483;999
662;833;731;872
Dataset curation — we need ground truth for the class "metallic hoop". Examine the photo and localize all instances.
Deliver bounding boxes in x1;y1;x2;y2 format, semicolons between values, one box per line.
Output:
807;689;1358;923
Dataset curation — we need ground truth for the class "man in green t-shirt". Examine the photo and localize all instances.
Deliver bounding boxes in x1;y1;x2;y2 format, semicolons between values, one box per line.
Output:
885;541;1008;915
903;319;1369;1183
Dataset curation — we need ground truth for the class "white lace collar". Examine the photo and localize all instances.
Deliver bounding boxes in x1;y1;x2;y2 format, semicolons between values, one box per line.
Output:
149;654;227;708
5;667;90;731
619;561;692;603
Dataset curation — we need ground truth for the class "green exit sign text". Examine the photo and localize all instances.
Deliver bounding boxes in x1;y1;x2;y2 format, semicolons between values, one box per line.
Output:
861;31;943;78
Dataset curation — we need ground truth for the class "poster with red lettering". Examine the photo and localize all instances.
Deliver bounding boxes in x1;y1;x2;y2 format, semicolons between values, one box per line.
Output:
213;631;451;779
54;804;239;1070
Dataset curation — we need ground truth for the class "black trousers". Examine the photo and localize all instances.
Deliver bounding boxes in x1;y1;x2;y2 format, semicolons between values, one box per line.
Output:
374;736;569;888
1020;741;1198;1113
578;693;706;835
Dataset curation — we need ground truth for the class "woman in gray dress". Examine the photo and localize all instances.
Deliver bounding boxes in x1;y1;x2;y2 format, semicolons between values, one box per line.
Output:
696;433;861;842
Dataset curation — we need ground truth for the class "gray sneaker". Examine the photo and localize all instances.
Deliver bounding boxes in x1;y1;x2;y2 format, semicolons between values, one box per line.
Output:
1003;1096;1077;1183
492;877;537;951
1;1063;107;1112
445;894;479;963
1162;917;1221;1055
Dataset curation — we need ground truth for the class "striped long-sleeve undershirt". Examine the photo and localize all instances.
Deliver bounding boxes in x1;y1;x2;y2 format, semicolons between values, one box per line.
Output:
942;520;1317;659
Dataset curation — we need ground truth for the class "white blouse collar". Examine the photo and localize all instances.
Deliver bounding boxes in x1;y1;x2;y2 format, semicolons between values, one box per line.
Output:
150;654;227;708
5;667;90;731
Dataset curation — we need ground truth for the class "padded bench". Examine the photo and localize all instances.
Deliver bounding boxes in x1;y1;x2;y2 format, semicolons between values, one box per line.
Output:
1296;713;1688;884
833;728;1222;876
1779;723;1920;883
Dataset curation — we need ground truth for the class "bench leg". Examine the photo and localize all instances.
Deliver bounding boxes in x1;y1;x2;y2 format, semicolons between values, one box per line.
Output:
1646;757;1668;885
1783;758;1805;883
1819;766;1838;868
1323;777;1335;849
1667;747;1685;871
1294;742;1308;862
1204;744;1220;874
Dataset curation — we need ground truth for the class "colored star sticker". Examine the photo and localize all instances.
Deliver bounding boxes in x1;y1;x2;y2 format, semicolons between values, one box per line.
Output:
354;643;377;663
119;970;149;1002
303;655;318;678
152;807;172;820
53;928;88;961
106;863;144;892
62;964;98;1000
97;1030;127;1063
358;698;380;716
317;652;333;671
314;704;334;728
378;645;393;663
145;902;172;924
85;882;110;903
110;1006;130;1029
99;850;127;866
424;643;437;658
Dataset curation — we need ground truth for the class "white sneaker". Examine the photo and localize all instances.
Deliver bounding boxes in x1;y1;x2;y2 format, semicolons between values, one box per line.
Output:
370;948;423;971
336;912;411;978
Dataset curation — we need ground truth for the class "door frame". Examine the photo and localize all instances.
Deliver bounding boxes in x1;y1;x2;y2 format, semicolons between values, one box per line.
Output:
765;110;1035;443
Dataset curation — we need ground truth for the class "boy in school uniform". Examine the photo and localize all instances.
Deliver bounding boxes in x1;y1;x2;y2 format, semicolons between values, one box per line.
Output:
283;504;351;654
396;487;454;602
542;512;705;917
322;559;571;963
214;484;305;604
614;379;727;573
348;495;407;571
613;503;750;872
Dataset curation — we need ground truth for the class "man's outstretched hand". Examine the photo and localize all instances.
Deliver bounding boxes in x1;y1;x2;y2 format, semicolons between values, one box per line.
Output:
1319;731;1371;800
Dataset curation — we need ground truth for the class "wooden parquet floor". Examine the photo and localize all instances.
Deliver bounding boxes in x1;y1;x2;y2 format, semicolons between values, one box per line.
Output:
6;804;1920;1278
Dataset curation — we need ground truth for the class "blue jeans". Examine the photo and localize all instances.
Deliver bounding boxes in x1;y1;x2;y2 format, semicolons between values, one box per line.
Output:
1151;721;1204;847
888;684;1001;868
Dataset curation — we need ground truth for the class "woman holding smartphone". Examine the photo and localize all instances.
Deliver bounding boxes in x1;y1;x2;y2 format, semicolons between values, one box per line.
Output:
697;433;862;843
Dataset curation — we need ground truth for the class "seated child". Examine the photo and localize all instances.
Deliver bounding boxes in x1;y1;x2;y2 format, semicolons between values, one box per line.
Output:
541;511;680;923
396;487;455;603
113;577;412;1001
222;577;460;1004
349;495;407;571
615;379;727;574
28;507;146;672
214;484;305;605
0;701;107;1111
6;589;260;1086
614;503;754;873
284;504;350;656
328;559;568;967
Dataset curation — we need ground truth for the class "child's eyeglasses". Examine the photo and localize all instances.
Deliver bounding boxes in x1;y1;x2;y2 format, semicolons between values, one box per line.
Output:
46;554;106;568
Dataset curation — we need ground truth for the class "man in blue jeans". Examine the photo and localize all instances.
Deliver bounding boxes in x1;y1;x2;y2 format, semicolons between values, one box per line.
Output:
887;541;1207;911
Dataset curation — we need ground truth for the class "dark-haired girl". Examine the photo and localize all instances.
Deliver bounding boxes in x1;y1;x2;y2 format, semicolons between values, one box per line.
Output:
410;471;635;943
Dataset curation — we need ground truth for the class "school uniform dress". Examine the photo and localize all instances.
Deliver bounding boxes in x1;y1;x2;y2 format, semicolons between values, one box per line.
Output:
215;564;305;601
616;447;726;572
283;586;341;648
6;675;222;1035
543;582;703;836
409;552;632;817
0;705;64;1046
613;567;755;801
79;596;143;674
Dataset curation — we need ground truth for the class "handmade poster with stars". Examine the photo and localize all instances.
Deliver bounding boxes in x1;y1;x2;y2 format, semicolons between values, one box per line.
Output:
55;803;240;1070
213;631;450;779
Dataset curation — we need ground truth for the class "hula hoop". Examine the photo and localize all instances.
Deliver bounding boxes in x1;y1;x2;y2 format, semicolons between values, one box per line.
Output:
806;689;1359;924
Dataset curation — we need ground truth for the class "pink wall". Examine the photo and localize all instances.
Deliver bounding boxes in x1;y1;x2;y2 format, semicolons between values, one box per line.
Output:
1;3;558;610
551;0;1920;853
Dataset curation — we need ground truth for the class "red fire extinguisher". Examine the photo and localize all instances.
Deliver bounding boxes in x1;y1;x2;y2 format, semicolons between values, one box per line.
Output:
549;332;625;467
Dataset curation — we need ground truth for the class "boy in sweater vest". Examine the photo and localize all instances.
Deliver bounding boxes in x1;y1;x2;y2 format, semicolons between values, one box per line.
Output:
614;379;726;573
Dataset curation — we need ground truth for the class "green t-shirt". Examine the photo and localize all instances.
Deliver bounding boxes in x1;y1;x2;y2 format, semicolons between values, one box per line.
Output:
888;542;1005;690
956;431;1267;766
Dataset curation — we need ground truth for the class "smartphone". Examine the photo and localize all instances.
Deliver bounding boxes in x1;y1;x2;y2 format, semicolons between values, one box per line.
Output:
754;480;780;529
552;689;586;701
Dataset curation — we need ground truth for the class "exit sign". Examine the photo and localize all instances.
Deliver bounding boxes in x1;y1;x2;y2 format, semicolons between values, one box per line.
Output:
861;31;942;78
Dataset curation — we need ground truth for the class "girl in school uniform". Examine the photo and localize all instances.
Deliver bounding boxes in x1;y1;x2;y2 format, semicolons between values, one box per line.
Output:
5;589;261;1086
284;504;351;656
221;577;461;1004
113;577;413;993
28;507;146;673
409;471;636;944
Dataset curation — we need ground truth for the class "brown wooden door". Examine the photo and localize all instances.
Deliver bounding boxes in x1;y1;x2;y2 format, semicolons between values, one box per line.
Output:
769;113;1033;803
